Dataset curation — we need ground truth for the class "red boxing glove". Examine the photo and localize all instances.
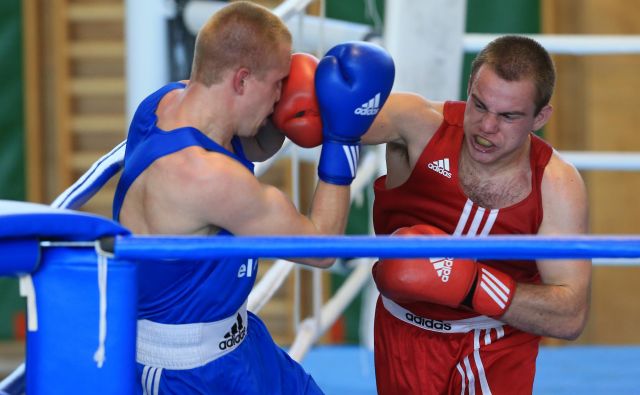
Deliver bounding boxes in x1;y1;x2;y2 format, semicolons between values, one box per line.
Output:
373;224;516;317
272;53;323;148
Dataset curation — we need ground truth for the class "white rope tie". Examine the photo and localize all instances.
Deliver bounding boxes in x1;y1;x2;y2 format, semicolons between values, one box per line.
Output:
93;242;111;368
18;275;38;331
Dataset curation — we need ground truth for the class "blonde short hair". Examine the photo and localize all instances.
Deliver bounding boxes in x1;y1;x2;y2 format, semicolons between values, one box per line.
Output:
191;1;292;86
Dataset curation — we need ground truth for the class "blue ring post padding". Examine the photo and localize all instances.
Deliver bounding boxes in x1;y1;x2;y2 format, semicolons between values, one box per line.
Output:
0;201;134;395
114;235;640;260
0;200;129;241
0;239;39;276
27;247;137;395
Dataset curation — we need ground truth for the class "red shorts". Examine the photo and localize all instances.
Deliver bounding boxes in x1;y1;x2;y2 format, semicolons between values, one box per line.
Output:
374;296;541;395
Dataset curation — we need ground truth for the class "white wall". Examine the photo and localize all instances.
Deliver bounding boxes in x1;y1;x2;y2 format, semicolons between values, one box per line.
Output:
384;0;467;100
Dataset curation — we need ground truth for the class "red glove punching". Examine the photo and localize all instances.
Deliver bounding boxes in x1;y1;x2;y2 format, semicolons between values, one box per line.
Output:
272;53;323;148
373;224;516;317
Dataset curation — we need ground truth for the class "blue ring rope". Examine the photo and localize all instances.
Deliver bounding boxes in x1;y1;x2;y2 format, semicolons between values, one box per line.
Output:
113;235;640;260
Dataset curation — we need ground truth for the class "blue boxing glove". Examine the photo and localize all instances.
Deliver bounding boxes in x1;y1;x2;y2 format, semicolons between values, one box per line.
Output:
315;41;395;185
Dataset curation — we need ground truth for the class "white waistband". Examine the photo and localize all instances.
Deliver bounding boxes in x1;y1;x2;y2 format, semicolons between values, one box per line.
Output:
136;302;248;370
381;296;503;333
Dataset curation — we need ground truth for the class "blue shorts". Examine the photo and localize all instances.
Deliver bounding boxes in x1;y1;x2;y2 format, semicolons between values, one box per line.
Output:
136;312;323;394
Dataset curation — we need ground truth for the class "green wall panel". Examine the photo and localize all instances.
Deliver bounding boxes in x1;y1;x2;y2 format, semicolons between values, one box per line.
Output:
0;0;25;200
326;0;385;27
461;0;541;99
0;0;26;340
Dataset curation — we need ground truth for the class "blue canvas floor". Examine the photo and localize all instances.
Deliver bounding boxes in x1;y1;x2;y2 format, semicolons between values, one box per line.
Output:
301;345;640;395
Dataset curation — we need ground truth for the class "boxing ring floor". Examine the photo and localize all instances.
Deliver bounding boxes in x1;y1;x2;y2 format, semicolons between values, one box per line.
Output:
301;345;640;395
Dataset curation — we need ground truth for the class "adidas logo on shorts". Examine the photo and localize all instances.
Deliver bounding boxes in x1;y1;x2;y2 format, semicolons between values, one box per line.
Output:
354;93;381;116
427;158;452;178
430;257;453;282
404;311;452;331
218;313;246;350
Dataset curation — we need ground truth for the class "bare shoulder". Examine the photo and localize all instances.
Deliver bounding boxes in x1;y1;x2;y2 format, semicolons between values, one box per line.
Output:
159;146;256;197
388;92;444;145
151;146;259;218
540;151;588;234
542;151;586;197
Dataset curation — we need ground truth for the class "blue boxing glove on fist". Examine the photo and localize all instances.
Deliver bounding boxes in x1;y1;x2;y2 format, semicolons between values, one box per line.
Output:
315;41;395;185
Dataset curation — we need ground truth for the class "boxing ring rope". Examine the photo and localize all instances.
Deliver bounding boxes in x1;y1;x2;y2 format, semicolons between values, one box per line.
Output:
107;235;640;260
558;151;640;171
288;258;374;361
464;34;640;55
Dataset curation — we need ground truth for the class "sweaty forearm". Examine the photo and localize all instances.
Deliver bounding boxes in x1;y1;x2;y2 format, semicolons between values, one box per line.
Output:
500;282;589;340
288;182;349;268
309;181;351;236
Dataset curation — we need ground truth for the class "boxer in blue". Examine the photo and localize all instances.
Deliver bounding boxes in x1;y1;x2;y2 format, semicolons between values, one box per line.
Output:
112;2;394;394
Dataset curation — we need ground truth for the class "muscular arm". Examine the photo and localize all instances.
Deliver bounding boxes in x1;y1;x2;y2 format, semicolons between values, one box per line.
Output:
361;92;443;147
196;152;349;268
500;153;591;339
361;93;444;186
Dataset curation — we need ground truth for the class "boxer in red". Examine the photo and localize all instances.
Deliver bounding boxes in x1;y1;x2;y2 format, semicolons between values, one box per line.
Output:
362;35;591;394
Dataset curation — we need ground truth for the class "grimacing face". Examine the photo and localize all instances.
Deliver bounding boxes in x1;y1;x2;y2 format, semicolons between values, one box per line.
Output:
462;65;545;167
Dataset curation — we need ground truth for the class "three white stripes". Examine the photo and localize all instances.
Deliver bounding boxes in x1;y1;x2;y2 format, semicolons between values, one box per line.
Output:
456;328;505;394
453;199;499;237
360;93;380;111
451;199;506;394
142;365;163;395
454;199;505;309
433;158;450;171
479;268;511;309
342;145;360;178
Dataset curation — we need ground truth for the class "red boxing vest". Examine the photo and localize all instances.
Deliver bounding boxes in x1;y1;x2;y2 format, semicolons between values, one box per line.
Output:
373;101;553;320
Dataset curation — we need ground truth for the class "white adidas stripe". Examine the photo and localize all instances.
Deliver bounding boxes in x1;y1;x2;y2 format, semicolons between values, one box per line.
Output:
463;356;476;395
51;139;126;209
479;268;510;308
359;93;381;110
454;199;499;237
473;330;493;395
454;199;474;236
481;267;511;296
484;328;492;345
467;206;485;236
342;145;359;178
479;209;499;236
142;365;162;395
433;261;446;270
430;158;450;171
457;329;501;395
456;363;467;395
480;282;505;309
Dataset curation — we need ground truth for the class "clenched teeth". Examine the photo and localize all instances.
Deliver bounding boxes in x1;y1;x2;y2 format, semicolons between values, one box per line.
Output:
475;135;493;147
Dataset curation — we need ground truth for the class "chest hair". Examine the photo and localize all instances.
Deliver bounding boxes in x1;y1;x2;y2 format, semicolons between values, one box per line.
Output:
459;164;532;209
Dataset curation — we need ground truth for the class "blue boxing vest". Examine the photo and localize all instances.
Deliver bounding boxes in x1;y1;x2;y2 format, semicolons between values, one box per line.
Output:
113;82;258;324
